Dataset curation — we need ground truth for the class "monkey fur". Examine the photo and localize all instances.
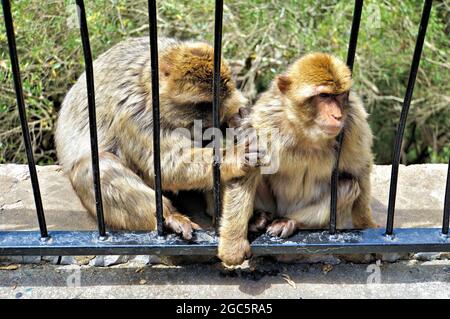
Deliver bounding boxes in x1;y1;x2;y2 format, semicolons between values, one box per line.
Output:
218;53;378;265
56;37;252;240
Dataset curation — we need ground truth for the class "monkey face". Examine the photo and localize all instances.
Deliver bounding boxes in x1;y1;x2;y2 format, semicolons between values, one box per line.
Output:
286;88;350;141
310;91;349;137
276;53;353;141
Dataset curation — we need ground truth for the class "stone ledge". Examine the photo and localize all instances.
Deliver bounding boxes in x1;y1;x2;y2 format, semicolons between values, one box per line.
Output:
0;164;448;266
1;164;448;231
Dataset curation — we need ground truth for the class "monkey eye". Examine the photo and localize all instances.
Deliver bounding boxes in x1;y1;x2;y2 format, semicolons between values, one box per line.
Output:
319;93;331;98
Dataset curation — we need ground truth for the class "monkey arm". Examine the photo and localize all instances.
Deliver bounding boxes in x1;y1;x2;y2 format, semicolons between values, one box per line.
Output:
156;143;250;192
115;119;255;192
340;111;378;229
218;170;261;265
350;170;378;229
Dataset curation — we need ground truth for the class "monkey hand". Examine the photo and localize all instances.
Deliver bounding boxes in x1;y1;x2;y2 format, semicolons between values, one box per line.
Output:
221;138;267;181
241;134;268;168
218;235;252;266
164;211;201;241
228;107;251;129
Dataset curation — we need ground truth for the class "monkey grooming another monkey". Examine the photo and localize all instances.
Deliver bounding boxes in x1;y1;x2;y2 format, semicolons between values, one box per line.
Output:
56;37;255;240
218;53;378;265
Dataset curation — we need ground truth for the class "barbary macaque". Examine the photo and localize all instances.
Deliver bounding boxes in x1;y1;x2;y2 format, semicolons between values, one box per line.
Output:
218;53;378;265
55;37;256;239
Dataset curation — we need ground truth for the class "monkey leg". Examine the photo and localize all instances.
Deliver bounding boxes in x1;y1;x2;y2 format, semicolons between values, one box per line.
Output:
70;152;200;239
351;173;379;229
203;190;215;218
249;179;276;233
248;210;273;233
151;145;261;192
218;170;261;266
267;178;362;238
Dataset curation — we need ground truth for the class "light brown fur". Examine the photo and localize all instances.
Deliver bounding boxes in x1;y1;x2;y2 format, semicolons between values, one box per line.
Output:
218;53;377;265
55;37;251;239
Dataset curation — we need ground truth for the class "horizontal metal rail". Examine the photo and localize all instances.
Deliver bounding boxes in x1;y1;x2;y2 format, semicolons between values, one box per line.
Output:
0;228;448;256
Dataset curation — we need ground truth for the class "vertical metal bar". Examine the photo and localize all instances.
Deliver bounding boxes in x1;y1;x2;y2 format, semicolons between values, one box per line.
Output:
2;0;48;238
147;0;164;235
212;0;224;232
385;0;432;236
442;158;450;235
76;0;106;237
329;0;363;234
345;0;363;71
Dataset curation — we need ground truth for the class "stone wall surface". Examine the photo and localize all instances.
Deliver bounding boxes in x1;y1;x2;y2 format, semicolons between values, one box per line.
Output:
0;165;96;231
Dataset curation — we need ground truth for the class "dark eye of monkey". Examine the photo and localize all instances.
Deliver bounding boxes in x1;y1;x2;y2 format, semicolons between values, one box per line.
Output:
319;93;331;98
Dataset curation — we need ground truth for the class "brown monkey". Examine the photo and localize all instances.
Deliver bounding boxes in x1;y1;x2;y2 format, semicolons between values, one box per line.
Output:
218;53;378;265
55;37;254;239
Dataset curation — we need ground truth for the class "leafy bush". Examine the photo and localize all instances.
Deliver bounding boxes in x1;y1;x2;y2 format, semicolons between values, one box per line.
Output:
0;0;448;164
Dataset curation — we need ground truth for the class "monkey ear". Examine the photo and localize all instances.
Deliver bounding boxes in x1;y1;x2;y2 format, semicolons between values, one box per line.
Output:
160;61;171;77
276;75;292;94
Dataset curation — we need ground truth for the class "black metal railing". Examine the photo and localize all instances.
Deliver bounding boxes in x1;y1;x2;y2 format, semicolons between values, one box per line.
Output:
329;0;363;235
1;0;449;256
76;0;107;239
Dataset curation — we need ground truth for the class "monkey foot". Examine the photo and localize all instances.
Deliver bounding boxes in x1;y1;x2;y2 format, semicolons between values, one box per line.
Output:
218;237;252;266
164;212;201;241
249;210;273;233
267;218;297;238
352;215;380;229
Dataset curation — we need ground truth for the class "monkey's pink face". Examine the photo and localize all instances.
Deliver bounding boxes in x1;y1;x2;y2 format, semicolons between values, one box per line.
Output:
311;91;349;137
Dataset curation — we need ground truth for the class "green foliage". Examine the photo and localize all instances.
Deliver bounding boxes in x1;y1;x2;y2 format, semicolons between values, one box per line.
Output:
0;0;449;164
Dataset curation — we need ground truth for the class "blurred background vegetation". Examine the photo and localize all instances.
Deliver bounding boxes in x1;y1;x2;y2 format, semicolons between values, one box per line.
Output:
0;0;449;165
